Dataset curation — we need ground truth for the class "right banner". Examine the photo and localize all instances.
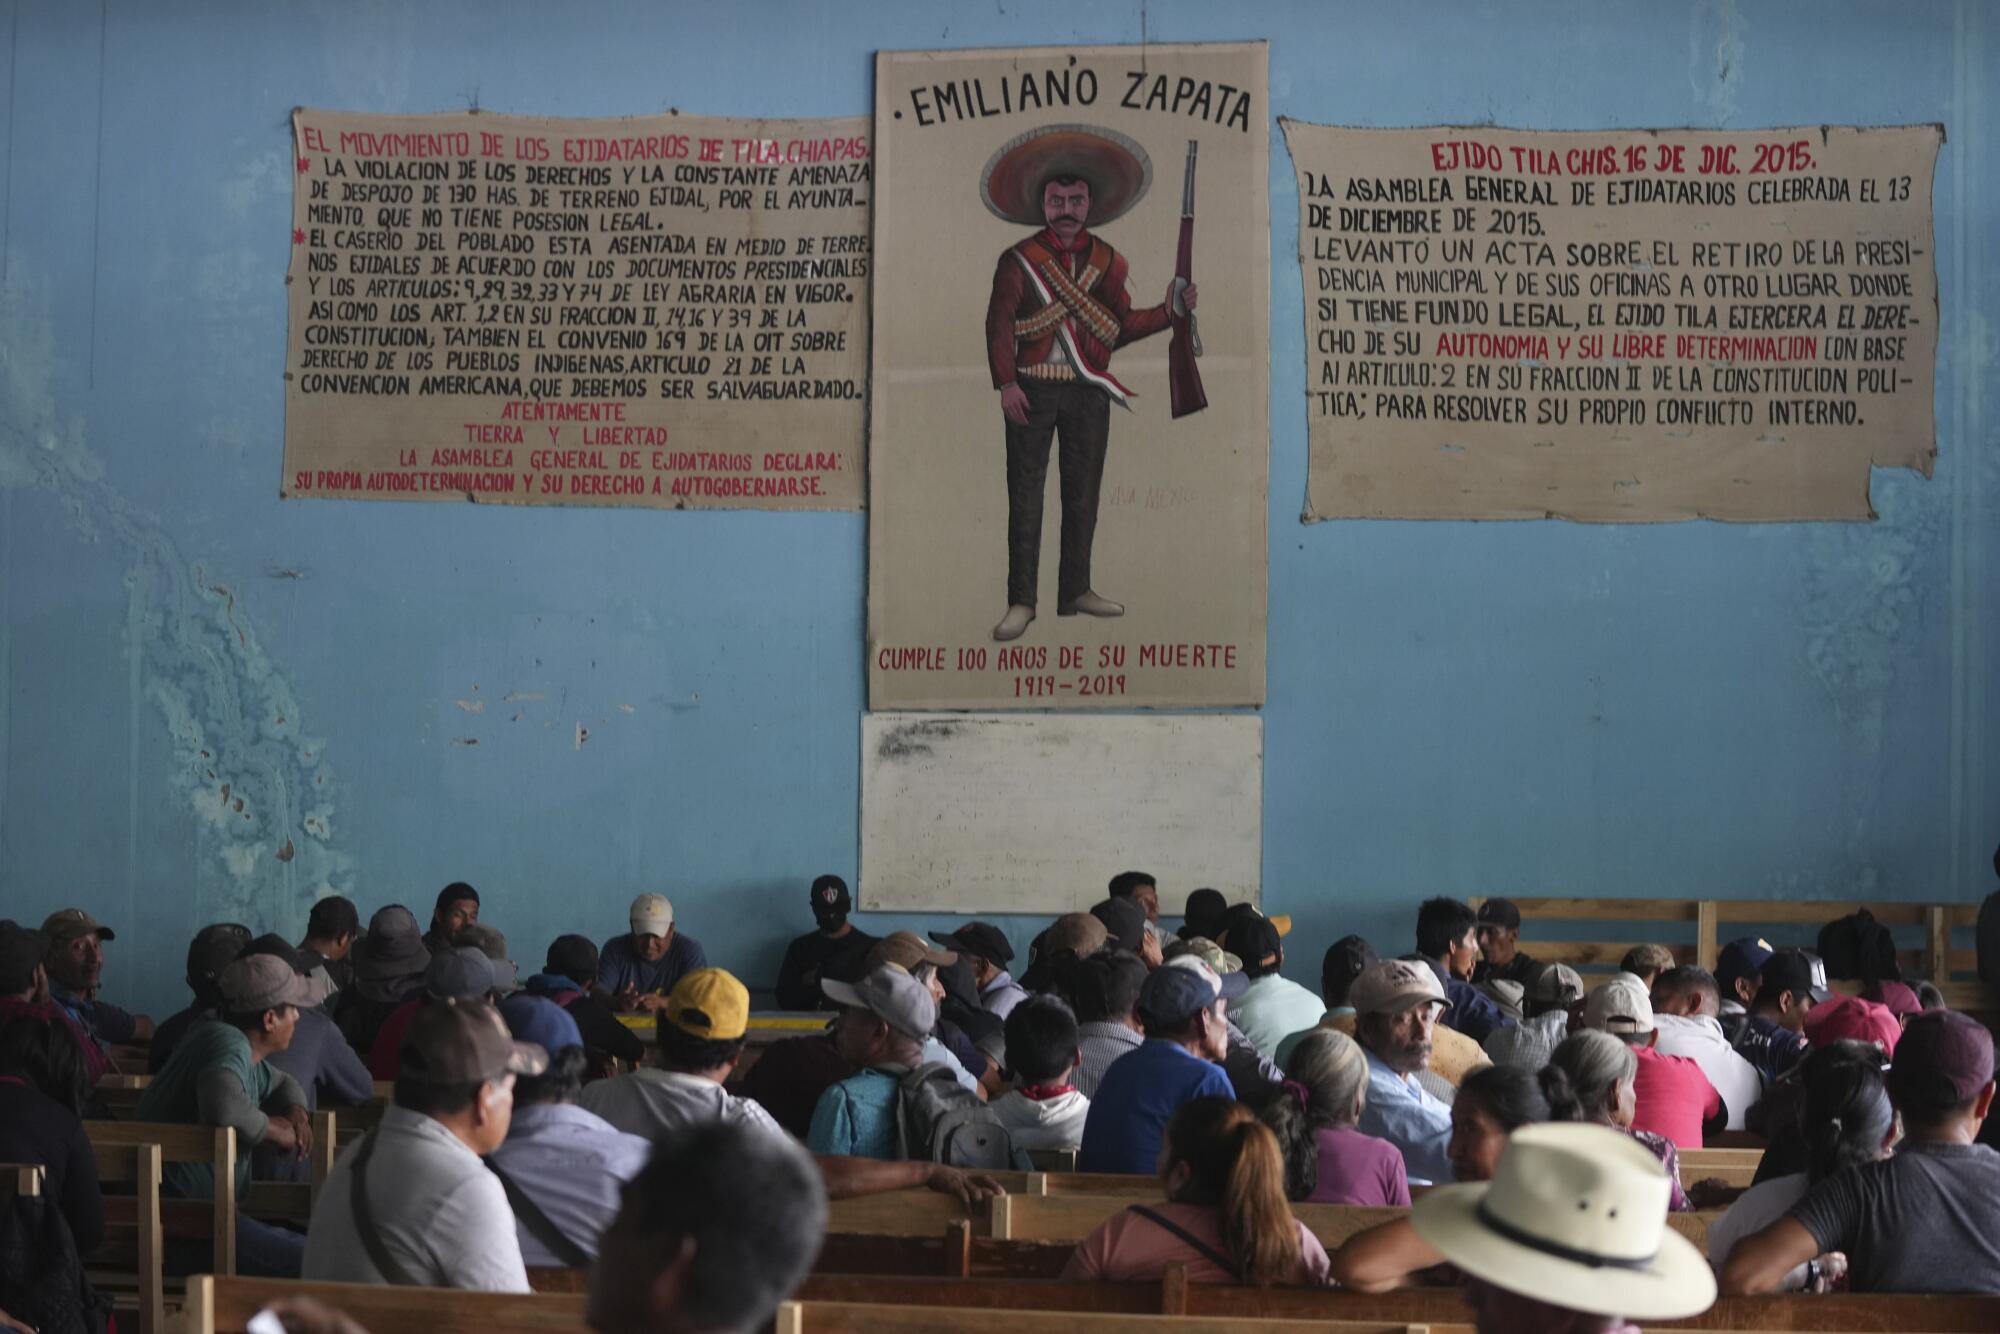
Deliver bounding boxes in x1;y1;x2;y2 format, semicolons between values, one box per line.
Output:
1282;122;1942;522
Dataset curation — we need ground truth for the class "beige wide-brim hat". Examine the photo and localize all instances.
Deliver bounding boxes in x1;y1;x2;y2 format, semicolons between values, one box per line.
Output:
1411;1123;1717;1322
980;123;1152;228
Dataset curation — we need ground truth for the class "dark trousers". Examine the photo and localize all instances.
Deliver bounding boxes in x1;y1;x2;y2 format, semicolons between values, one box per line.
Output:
1004;378;1111;608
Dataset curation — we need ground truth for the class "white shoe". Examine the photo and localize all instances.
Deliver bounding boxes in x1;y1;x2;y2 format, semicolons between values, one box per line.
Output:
992;605;1036;641
1057;590;1124;618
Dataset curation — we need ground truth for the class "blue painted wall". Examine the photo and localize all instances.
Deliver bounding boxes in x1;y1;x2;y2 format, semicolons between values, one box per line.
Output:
1;1;1994;1022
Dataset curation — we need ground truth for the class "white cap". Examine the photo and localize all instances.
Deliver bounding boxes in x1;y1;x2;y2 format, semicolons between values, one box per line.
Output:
1582;973;1655;1035
630;892;674;937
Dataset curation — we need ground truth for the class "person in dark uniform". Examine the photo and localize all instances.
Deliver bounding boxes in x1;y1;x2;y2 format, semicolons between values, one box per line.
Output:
774;876;877;1012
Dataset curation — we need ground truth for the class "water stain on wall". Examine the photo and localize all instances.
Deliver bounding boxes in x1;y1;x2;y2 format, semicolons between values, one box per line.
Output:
1;279;355;928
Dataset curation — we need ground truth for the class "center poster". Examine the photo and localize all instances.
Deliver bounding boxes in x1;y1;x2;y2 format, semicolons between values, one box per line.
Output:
869;43;1269;710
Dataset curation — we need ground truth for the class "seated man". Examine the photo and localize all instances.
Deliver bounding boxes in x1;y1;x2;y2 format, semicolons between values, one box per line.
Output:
1076;958;1237;1174
1713;937;1774;1044
581;967;783;1141
243;934;372;1113
1290;940;1492;1091
1063;949;1147;1098
149;923;252;1071
333;904;431;1054
519;934;645;1072
808;964;938;1160
1483;961;1581;1073
421;882;480;957
1731;948;1824;1082
134;955;315;1276
929;921;1027;1020
987;994;1090;1153
775;875;877;1011
1018;910;1110;993
367;946;499;1080
1107;870;1161;926
1650;965;1761;1131
1619;943;1677;990
1579;974;1721;1150
304;998;546;1289
41;908;154;1067
1091;896;1161;967
599;893;708;1012
587;1121;827;1334
1224;912;1325;1059
1412;898;1508;1043
295;894;360;1004
1350;959;1456;1185
1721;1009;2000;1295
486;1014;652;1267
1470;898;1539;987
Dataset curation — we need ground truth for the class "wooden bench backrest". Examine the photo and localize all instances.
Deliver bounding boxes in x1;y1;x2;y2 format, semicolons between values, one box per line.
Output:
85;1120;236;1275
188;1274;589;1334
774;1303;1430;1334
83;1140;165;1334
1027;1150;1762;1198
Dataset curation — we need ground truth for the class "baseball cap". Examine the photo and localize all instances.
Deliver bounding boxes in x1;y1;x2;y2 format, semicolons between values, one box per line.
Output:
186;923;252;991
1716;937;1775;992
503;993;582;1054
1164;936;1243;975
1863;980;1922;1019
1525;961;1586;1007
1582;975;1655;1035
424;946;497;1000
239;932;335;1007
810;875;852;918
1162;952;1249;1000
929;922;1013;969
456;924;518;995
868;930;956;972
1230;914;1283;971
0;925;47;993
630;893;674;937
1179;888;1229;939
1476;898;1522;930
1804;994;1902;1055
544;934;599;986
1348;959;1448;1016
1138;960;1227;1029
41;908;114;945
216;954;314;1012
665;967;751;1042
1044;912;1111;958
355;905;430;981
1886;1009;1996;1112
400;997;548;1085
822;964;936;1041
1760;948;1832;1004
1223;901;1291;942
1092;897;1148;954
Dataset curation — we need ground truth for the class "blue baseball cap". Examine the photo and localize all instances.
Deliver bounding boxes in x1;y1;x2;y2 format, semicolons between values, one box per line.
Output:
1716;937;1774;992
1139;957;1239;1028
502;993;583;1054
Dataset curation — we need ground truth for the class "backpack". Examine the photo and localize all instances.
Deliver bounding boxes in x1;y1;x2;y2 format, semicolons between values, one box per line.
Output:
0;1188;112;1334
893;1062;1021;1169
1817;908;1900;984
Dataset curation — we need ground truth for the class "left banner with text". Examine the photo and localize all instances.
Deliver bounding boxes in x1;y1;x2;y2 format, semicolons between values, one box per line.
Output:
284;108;872;510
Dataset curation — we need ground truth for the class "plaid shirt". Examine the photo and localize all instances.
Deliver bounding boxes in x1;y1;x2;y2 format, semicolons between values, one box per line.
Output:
1482;1010;1568;1072
1074;1020;1144;1099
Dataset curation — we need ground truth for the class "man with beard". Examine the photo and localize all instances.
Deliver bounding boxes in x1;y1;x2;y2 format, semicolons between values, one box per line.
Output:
1352;959;1456;1185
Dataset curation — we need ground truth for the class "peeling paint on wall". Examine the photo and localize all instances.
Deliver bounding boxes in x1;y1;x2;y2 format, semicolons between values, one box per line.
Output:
1689;0;1747;124
0;277;355;927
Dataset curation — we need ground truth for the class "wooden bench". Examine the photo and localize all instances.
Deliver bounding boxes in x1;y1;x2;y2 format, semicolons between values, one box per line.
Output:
1475;896;1990;1011
86;1121;237;1277
1020;1150;1761;1196
187;1274;589;1333
775;1303;1434;1334
83;1139;165;1334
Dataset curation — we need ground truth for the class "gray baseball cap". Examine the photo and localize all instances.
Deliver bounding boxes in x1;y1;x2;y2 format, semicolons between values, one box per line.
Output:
822;964;937;1041
424;945;497;1000
217;954;314;1012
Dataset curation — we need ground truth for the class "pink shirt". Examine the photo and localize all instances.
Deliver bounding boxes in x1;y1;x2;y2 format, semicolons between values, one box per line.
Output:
1061;1201;1331;1286
1309;1126;1411;1206
1630;1044;1721;1150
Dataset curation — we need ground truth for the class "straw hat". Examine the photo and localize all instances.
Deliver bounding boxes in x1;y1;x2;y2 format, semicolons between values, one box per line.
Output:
1411;1122;1717;1321
980;123;1152;228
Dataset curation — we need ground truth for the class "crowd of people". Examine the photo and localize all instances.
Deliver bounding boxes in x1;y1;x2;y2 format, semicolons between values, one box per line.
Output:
1;875;1996;1333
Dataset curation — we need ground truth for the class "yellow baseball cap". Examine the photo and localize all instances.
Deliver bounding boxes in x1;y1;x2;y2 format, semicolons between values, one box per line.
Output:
664;967;749;1041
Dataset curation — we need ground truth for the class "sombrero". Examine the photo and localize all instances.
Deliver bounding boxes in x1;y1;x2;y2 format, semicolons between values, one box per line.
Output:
980;123;1153;228
1411;1122;1717;1321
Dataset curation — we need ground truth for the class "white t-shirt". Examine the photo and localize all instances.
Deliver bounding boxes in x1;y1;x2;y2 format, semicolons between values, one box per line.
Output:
1229;974;1327;1061
1653;1012;1764;1130
1706;1173;1811;1290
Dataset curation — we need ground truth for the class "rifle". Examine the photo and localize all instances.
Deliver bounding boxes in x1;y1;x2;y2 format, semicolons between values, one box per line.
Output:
1168;138;1207;419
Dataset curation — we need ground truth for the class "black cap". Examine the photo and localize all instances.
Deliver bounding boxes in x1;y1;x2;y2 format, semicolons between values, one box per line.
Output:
1760;948;1832;1004
1232;913;1283;970
545;934;599;985
811;875;852;918
929;922;1012;968
1091;896;1148;954
1476;898;1522;930
0;925;45;994
1179;888;1228;939
186;923;253;994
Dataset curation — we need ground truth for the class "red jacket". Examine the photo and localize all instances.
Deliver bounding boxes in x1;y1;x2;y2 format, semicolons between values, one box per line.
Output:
986;228;1171;388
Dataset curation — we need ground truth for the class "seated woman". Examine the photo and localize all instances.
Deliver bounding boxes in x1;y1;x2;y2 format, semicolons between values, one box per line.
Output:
1411;1122;1716;1333
1063;1097;1330;1286
1541;1030;1692;1211
1706;1039;1894;1291
1327;1063;1550;1291
1263;1029;1408;1205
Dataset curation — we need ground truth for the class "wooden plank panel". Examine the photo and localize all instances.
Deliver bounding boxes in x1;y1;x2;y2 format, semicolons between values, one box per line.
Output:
1712;900;1930;925
780;1304;1424;1334
1480;898;1700;921
826;1188;987;1237
196;1276;589;1334
1518;941;1696;968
